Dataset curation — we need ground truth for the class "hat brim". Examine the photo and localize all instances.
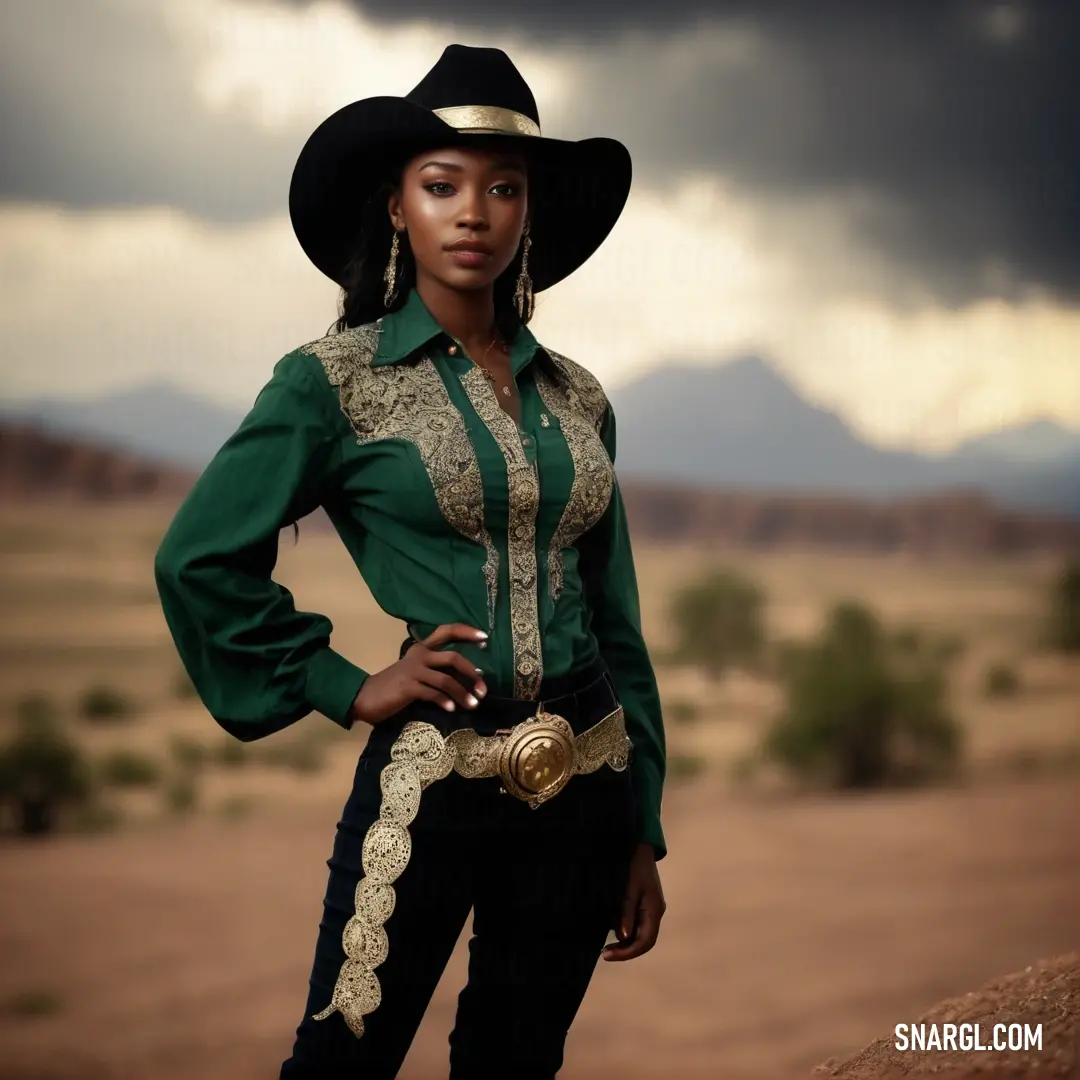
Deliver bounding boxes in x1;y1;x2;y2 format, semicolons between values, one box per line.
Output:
288;96;631;293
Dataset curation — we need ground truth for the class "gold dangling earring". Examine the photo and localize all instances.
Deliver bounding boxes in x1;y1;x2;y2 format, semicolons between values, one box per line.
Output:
513;223;534;321
383;231;400;307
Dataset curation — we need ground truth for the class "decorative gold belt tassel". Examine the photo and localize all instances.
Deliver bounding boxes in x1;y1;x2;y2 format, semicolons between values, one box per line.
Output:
313;706;631;1037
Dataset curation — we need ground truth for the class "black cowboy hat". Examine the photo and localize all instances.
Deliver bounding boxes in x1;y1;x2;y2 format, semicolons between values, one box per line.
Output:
288;44;632;293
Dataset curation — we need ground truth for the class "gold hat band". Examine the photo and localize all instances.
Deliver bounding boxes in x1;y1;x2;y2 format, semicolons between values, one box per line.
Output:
432;105;541;137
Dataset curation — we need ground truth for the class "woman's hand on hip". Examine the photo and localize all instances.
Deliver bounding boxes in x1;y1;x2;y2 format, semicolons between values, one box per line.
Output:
348;623;489;726
602;842;666;962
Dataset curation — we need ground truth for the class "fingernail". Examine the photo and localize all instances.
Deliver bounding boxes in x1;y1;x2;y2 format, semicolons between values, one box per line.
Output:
443;701;456;712
466;694;478;708
475;687;486;698
475;630;489;639
478;641;488;650
475;667;484;675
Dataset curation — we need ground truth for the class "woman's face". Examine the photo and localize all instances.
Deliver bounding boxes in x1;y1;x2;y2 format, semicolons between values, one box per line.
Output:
388;145;528;294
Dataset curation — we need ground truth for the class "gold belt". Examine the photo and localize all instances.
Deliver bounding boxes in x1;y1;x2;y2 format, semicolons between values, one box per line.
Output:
386;704;631;810
444;704;631;808
313;705;631;1038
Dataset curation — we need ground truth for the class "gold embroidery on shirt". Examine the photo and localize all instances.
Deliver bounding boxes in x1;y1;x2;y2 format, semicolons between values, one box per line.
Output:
305;324;498;629
543;348;609;429
535;351;616;604
460;367;542;699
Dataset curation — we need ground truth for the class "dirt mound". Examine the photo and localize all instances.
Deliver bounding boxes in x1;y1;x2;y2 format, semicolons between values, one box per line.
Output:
812;952;1080;1079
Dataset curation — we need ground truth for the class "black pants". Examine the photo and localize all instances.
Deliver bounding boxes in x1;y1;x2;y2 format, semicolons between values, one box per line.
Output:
279;657;639;1079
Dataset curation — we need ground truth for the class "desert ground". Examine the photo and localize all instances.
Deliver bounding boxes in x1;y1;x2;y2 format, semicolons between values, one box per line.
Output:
0;499;1078;1079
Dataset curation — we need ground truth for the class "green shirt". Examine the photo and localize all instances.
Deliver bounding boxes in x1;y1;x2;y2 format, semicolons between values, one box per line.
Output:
154;288;667;857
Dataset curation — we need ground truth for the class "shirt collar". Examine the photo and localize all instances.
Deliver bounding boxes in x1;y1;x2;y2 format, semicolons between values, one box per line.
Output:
372;287;541;377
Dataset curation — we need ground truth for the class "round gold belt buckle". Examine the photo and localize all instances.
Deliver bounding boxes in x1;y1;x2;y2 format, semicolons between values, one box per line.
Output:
497;712;575;808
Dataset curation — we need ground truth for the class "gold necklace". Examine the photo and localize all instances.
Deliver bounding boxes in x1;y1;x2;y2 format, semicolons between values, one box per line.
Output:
479;329;512;399
448;329;513;399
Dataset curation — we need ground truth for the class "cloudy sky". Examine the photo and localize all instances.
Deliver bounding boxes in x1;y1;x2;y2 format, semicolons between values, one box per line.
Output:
1;0;1078;450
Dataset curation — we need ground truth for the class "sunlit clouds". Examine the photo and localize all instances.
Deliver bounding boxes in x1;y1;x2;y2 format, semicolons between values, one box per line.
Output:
0;204;334;403
0;0;1077;451
170;0;572;131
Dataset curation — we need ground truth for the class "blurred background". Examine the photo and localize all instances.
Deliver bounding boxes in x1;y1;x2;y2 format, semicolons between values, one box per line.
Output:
0;2;1078;1078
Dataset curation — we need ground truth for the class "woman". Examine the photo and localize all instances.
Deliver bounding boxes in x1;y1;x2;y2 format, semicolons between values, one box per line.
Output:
154;44;667;1079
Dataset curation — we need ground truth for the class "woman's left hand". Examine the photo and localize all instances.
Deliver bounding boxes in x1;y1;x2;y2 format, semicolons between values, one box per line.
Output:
602;842;666;962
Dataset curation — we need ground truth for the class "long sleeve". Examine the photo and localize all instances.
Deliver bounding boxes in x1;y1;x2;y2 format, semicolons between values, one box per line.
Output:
153;350;368;741
579;403;668;860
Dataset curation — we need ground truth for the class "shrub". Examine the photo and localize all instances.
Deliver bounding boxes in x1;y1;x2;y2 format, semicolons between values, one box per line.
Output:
1054;743;1080;773
165;775;198;815
99;750;162;788
1001;743;1080;780
0;715;94;835
1047;560;1080;652
729;752;760;786
893;626;967;666
762;601;963;790
217;794;255;820
667;753;706;781
2;990;62;1017
768;638;804;681
665;699;701;725
72;802;124;834
668;568;765;678
14;695;59;728
169;735;207;772
79;684;136;723
260;737;325;774
983;661;1021;698
1005;747;1044;780
214;737;247;768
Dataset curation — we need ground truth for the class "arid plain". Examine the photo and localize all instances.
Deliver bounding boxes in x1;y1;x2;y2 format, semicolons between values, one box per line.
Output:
0;499;1077;1079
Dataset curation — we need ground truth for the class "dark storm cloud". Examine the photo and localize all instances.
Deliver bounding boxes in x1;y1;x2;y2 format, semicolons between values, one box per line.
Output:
549;0;1076;302
2;0;1078;303
353;0;1076;304
293;0;722;35
0;0;303;221
599;1;1080;305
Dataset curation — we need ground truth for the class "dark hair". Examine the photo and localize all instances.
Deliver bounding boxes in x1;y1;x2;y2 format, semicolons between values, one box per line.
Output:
330;161;532;343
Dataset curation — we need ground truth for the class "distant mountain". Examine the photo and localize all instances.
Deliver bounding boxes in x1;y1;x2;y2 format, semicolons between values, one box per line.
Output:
5;357;1079;516
950;417;1080;465
606;356;938;494
975;449;1080;517
0;381;244;470
606;356;1080;515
